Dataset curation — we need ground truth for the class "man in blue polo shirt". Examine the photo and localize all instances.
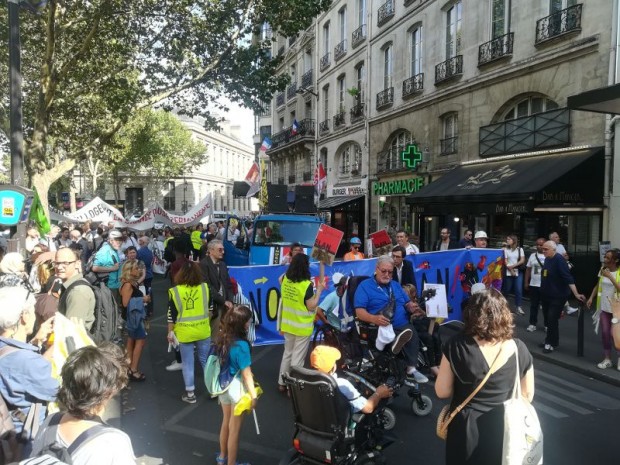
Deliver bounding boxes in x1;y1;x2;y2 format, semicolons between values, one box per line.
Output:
354;255;428;385
92;230;123;301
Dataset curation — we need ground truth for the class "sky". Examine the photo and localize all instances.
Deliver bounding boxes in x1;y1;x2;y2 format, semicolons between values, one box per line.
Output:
225;101;255;147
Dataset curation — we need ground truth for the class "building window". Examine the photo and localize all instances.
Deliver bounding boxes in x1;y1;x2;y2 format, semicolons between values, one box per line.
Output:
356;63;365;91
337;75;346;112
446;1;462;58
163;182;176;210
383;44;393;89
323;85;330;122
357;0;366;26
340;143;362;175
410;26;423;76
323;22;330;55
503;96;559;121
441;113;458;154
339;7;347;41
550;0;577;13
492;0;511;38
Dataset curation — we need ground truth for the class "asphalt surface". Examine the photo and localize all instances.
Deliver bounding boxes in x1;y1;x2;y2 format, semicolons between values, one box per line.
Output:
115;277;620;465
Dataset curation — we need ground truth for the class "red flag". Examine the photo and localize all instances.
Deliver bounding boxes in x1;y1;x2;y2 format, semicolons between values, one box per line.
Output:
313;162;326;194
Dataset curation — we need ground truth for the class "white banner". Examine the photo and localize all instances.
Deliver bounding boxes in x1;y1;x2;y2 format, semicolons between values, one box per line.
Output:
49;193;213;231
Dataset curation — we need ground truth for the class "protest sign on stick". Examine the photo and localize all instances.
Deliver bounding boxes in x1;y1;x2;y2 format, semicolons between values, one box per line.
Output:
311;224;344;265
369;229;393;255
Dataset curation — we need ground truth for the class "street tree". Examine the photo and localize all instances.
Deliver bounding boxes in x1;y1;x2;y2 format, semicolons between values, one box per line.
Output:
0;0;331;214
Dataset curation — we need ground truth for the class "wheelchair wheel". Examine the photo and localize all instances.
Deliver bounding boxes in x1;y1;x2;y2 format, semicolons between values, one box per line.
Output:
379;407;396;430
411;395;433;416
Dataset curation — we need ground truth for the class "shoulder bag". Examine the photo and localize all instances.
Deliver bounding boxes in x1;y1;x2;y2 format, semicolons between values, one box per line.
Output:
436;341;505;440
502;340;543;465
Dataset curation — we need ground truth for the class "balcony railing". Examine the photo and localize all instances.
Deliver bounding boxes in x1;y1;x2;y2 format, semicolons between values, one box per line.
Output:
377;147;408;173
286;82;297;100
333;111;346;128
319;119;330;135
402;73;424;98
440;136;458;155
378;0;395;27
435;55;463;84
320;52;331;71
479;108;570;157
376;87;394;110
350;102;365;123
301;69;313;89
536;4;582;45
288;175;296;184
334;39;347;61
276;93;285;107
352;24;367;48
479;32;514;66
277;177;285;185
269;118;316;150
303;171;312;182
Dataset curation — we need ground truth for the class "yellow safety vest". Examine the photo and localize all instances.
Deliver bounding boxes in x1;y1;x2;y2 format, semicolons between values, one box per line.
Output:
191;230;203;250
169;283;211;343
280;277;314;336
596;269;620;309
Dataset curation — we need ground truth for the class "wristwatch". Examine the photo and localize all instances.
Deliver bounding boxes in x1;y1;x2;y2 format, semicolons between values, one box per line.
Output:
612;317;619;325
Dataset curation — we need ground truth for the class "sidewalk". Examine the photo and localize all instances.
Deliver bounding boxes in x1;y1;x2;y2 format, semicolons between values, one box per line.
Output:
511;303;620;388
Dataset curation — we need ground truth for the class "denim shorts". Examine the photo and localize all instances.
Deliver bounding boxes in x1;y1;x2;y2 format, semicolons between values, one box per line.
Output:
127;320;147;340
218;376;245;405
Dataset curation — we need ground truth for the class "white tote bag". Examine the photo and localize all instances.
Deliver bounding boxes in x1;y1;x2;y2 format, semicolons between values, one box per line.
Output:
502;340;543;465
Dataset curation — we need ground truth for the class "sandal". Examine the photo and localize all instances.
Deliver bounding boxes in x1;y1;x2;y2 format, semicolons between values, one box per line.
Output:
129;370;147;381
215;454;226;465
597;359;612;369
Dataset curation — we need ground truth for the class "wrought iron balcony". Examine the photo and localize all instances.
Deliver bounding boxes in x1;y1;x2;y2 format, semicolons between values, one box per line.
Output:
288;175;296;184
435;55;463;85
376;148;408;173
303;171;312;182
479;108;570;157
350;102;365;123
333;111;346;128
320;52;331;71
378;0;395;27
277;177;285;185
536;4;582;45
319;119;330;135
352;24;367;48
286;82;297;100
479;32;514;66
334;40;347;61
402;73;424;98
440;136;458;155
276;93;285;107
376;87;394;110
301;69;313;89
269;118;316;150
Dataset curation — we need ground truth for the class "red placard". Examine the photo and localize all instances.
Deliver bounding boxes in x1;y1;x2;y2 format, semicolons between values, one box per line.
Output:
370;229;392;248
311;223;344;265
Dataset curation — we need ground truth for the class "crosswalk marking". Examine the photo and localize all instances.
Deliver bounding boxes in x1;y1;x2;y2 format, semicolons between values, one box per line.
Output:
533;390;593;415
536;371;619;409
531;401;568;419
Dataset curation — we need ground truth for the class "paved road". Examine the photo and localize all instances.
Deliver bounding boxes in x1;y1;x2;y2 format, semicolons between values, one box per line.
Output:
120;278;620;465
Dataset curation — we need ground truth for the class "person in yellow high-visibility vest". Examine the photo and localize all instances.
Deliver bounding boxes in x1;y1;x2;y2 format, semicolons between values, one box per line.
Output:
167;261;211;404
190;224;204;260
277;254;325;394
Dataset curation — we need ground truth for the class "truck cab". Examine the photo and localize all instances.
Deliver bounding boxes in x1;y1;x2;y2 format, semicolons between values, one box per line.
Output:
222;213;323;266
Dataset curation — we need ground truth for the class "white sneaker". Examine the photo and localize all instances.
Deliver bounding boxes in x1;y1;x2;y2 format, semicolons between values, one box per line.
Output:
405;370;429;385
566;306;579;315
517;307;525;316
544;326;548;333
526;325;537;332
166;361;183;372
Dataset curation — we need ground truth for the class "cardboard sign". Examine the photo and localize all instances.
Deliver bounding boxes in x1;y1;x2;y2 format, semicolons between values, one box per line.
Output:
311;223;344;265
370;230;392;248
424;283;448;319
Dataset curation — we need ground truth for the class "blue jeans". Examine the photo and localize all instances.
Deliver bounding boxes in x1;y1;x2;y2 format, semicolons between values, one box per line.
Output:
179;338;210;391
502;273;523;307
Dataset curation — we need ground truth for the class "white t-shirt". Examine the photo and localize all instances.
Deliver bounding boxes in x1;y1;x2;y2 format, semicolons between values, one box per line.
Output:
405;243;419;254
504;247;524;277
526;252;545;287
555;243;567;256
64;429;135;465
598;270;620;313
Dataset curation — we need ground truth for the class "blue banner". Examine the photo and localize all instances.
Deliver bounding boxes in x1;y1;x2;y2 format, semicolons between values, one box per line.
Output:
228;248;504;346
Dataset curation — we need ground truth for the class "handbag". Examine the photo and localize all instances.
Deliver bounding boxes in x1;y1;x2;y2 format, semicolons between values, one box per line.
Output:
517;248;526;272
436;342;505;440
502;340;543;465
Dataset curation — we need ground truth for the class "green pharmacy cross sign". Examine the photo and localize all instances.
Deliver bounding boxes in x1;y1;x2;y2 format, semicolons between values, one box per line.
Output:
401;144;422;170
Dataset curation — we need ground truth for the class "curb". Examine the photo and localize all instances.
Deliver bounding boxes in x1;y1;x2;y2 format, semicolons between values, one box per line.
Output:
530;350;620;388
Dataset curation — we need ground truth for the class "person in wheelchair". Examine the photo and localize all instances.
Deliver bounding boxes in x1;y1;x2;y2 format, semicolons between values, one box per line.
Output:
310;345;393;413
354;256;429;385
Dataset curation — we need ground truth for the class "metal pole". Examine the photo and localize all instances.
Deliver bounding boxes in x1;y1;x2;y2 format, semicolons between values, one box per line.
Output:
8;0;24;188
577;302;584;357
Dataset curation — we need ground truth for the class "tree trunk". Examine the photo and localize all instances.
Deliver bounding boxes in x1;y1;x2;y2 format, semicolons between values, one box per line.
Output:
31;158;76;221
112;169;120;207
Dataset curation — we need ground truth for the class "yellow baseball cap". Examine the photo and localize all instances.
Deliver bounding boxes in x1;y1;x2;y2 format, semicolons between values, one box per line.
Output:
310;346;342;373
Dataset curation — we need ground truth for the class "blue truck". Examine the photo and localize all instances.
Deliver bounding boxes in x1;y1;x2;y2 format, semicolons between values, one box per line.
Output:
222;213;323;266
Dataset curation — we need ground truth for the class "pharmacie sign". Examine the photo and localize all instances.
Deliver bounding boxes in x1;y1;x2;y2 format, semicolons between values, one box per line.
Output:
372;177;425;195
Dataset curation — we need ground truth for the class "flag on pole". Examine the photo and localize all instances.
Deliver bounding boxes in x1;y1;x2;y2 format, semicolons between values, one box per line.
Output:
260;137;272;152
291;119;300;136
245;162;261;198
29;188;51;236
313;162;327;195
259;158;268;211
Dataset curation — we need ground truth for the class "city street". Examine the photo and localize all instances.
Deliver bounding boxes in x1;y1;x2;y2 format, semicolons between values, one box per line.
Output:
118;278;620;465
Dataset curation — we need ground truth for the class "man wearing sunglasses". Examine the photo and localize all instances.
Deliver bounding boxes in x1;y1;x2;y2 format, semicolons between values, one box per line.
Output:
343;237;365;261
56;247;96;331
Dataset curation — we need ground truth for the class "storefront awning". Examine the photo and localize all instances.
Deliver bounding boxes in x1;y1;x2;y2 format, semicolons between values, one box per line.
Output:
567;83;620;115
406;147;603;212
319;195;364;210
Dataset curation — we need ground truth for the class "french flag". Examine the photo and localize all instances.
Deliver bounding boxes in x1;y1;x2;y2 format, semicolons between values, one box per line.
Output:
260;137;272;152
291;119;300;135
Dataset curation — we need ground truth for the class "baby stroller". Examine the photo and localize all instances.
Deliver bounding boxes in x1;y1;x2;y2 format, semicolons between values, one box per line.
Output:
279;366;395;465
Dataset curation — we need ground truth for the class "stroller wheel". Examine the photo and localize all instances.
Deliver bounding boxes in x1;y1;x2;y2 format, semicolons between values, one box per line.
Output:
411;395;433;416
379;407;397;430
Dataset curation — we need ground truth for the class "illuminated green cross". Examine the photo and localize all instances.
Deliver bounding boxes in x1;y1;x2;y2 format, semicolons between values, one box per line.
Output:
401;144;422;170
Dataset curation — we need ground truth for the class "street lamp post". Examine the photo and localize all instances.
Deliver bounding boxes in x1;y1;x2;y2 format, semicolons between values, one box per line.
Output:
182;178;188;214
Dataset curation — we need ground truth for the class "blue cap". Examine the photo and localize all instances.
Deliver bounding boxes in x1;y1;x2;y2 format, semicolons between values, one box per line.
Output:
350;237;362;245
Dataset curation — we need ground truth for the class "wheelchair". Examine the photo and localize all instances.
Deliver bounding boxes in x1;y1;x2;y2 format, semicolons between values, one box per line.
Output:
279;366;394;465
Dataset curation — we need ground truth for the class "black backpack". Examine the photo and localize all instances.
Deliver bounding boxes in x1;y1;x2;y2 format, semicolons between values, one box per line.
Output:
62;280;119;344
23;413;113;465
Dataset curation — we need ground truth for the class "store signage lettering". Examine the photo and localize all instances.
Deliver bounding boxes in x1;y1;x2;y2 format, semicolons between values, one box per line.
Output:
373;178;425;195
495;203;529;214
457;165;517;190
542;191;583;202
331;186;367;196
